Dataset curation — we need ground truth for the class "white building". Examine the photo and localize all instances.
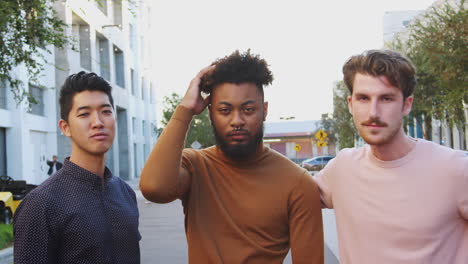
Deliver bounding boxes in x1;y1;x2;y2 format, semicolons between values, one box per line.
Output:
0;0;158;184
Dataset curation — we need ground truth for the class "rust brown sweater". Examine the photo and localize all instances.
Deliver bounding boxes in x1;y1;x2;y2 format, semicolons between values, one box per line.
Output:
140;106;324;263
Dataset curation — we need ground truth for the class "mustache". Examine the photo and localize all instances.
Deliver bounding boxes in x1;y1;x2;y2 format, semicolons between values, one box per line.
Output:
361;118;388;127
228;129;249;136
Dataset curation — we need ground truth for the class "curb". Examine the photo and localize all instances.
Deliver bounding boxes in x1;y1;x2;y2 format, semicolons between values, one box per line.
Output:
0;246;13;264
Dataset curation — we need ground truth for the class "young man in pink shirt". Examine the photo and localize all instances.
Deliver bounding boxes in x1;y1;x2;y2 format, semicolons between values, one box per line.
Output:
315;50;468;263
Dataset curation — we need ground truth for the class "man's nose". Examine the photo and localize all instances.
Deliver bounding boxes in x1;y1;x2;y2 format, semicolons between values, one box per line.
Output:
369;100;380;119
91;112;104;128
230;110;245;128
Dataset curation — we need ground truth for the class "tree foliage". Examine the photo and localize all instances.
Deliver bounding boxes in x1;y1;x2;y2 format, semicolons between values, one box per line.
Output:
387;0;467;132
0;0;72;105
322;81;357;149
161;93;216;149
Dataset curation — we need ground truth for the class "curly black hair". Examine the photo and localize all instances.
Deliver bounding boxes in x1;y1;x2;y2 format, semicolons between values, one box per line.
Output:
200;50;273;96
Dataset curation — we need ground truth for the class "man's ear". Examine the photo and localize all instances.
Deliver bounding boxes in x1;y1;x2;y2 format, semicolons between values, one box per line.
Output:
347;95;353;114
403;96;413;116
263;101;268;121
208;104;213;125
59;119;71;137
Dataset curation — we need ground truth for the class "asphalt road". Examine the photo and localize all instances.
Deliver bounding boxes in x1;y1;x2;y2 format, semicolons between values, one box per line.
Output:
137;191;340;264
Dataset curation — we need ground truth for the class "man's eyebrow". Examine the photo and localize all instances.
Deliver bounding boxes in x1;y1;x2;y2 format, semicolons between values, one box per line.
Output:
76;104;112;112
217;101;232;106
241;100;256;106
76;106;91;112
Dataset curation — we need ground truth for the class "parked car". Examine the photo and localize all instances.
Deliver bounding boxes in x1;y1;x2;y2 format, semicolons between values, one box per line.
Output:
301;155;335;171
0;176;37;224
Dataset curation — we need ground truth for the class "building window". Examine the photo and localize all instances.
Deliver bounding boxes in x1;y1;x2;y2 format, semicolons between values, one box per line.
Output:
132;117;137;134
29;84;44;116
130;69;136;96
113;0;122;27
113;45;125;88
133;143;138;177
129;24;136;51
142;120;146;138
96;0;108;15
141;77;145;100
97;35;110;81
79;24;91;71
0;80;7;109
0;128;6;176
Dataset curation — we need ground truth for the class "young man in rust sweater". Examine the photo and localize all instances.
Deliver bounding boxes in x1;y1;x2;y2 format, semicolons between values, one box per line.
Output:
140;50;324;263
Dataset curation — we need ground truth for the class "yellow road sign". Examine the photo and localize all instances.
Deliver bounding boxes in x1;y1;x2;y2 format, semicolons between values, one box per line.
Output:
315;129;328;141
317;141;327;147
294;144;302;152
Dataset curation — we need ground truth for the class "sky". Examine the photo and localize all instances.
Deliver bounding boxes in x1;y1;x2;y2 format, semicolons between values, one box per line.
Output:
149;0;436;126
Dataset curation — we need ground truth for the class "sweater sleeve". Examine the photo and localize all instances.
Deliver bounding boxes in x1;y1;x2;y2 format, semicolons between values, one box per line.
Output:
140;105;193;203
288;172;324;263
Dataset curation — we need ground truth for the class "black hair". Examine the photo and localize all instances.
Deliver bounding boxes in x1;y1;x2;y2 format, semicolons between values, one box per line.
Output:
200;50;273;97
59;71;114;122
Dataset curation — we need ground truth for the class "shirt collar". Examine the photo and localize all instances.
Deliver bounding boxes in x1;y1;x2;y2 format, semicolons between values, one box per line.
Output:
63;158;113;189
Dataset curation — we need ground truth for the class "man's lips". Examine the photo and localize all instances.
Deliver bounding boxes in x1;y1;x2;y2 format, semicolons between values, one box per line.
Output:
361;120;387;128
90;133;108;140
228;131;249;141
363;124;386;128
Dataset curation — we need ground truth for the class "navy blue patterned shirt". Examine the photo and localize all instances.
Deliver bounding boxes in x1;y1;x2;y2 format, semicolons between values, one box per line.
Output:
14;158;141;264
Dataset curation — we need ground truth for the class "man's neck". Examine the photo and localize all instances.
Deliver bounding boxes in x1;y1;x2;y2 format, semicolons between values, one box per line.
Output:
70;151;106;178
370;131;416;161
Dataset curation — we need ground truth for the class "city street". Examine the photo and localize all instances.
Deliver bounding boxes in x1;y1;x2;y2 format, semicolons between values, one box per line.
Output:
137;191;340;264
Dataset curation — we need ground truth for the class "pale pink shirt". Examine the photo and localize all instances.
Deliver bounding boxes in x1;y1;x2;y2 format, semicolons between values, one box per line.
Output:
315;139;468;264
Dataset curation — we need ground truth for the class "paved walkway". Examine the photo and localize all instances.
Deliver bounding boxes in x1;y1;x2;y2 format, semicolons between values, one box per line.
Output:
137;190;340;263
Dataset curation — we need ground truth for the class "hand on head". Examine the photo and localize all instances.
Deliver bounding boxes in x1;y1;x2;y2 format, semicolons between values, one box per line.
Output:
180;65;215;115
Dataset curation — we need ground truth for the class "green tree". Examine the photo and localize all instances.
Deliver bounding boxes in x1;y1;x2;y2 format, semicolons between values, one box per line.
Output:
161;93;216;148
321;81;357;149
0;0;72;105
387;0;467;135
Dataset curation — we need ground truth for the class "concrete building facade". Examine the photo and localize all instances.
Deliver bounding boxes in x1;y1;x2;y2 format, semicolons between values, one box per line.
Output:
0;0;157;184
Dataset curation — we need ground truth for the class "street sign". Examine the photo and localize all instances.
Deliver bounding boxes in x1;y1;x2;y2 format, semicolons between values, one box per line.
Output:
317;141;327;147
191;141;202;149
315;129;328;141
294;144;302;152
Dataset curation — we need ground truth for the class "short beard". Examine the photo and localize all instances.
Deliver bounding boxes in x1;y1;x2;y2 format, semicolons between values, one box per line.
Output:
213;124;264;161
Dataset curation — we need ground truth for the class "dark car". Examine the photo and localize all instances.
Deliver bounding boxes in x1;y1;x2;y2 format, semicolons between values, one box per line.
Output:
301;155;335;171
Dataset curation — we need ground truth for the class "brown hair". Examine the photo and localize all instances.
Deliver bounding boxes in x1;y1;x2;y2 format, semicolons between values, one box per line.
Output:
342;50;416;99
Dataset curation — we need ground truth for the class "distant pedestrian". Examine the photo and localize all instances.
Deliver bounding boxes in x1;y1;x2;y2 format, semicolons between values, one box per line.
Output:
46;155;63;176
315;49;468;263
140;50;324;263
14;72;141;264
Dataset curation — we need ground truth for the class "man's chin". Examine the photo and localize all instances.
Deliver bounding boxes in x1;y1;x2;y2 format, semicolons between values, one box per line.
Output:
219;144;255;160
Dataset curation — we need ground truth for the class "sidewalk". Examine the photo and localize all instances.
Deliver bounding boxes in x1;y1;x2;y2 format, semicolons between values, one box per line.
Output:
0;246;12;264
